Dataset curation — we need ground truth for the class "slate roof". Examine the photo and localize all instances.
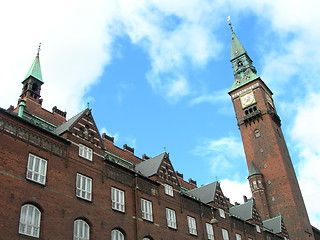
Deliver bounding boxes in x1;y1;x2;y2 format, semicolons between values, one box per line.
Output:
186;181;218;203
135;152;166;177
248;161;261;177
53;109;87;135
229;199;254;221
263;215;282;233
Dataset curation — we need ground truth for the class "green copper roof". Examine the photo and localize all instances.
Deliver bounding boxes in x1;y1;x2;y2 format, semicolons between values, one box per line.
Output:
24;54;43;83
248;161;261;177
230;30;247;61
228;71;259;93
228;22;259;93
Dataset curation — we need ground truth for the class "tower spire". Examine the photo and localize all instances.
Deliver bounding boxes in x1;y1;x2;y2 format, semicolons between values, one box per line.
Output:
228;19;259;93
24;43;43;83
20;44;44;104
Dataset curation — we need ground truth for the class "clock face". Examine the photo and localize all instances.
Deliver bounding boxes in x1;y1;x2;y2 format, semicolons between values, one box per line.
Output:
240;91;255;108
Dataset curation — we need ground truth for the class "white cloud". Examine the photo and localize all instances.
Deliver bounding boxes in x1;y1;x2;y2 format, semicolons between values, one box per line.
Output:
0;0;116;117
193;135;245;176
220;179;252;205
100;127;120;143
189;88;229;106
291;93;320;228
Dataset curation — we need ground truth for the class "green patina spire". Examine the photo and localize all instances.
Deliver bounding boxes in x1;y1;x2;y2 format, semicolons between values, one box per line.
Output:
228;19;259;93
24;43;43;83
229;21;247;61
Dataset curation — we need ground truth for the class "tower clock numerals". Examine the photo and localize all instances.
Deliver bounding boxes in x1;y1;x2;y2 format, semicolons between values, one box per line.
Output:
240;91;256;108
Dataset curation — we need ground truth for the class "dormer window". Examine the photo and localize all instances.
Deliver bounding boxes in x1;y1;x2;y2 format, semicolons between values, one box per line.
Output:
164;184;174;196
79;144;93;161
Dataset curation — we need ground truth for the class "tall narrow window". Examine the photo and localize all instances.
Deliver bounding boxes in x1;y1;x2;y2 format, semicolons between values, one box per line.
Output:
164;184;174;196
206;223;214;240
187;216;197;235
236;233;242;240
74;219;90;240
222;228;229;240
141;198;153;221
219;208;226;218
112;187;125;212
19;204;41;238
111;229;124;240
166;208;177;229
26;153;47;185
76;173;92;201
79;144;93;161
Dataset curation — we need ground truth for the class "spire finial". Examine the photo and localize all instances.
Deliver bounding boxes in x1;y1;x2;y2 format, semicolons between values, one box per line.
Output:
87;102;90;109
164;147;167;153
37;43;41;56
227;16;234;33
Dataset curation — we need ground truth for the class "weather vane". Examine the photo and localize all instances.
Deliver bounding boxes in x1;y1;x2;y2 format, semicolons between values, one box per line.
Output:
227;16;234;33
37;43;41;56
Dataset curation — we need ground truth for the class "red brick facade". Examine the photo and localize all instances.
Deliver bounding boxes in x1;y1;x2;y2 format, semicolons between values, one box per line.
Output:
229;78;314;240
0;89;285;240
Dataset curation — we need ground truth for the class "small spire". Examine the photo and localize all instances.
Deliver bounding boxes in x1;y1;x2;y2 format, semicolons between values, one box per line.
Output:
37;43;41;56
163;147;167;153
87;102;90;109
23;44;43;83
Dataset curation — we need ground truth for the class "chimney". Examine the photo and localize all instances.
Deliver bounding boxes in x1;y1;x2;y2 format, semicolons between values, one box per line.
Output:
52;106;67;118
123;144;134;154
102;133;114;143
176;171;184;178
142;154;150;160
188;178;197;186
243;195;248;203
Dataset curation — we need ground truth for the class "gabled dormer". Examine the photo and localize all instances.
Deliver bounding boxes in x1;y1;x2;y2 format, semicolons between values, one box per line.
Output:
135;152;180;191
54;108;105;154
186;181;229;210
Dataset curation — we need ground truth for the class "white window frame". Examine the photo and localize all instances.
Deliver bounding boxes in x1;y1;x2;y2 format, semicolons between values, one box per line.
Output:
26;153;47;185
166;208;177;229
19;204;41;238
256;225;261;233
222;228;229;240
236;233;242;240
112;187;125;212
76;173;92;201
164;184;174;196
187;216;197;235
206;223;214;240
111;229;124;240
74;219;90;240
141;198;153;221
219;208;226;218
79;143;93;161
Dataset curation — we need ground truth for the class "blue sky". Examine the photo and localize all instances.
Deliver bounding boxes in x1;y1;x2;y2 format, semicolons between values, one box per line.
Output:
0;0;319;228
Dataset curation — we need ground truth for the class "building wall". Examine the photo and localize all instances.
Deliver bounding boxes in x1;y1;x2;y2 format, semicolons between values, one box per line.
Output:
0;109;284;240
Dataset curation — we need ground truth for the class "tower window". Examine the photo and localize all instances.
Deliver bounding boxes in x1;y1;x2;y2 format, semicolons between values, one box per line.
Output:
254;129;260;138
32;83;38;92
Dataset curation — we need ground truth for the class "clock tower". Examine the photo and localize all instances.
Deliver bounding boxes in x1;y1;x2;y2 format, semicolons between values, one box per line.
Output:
227;22;314;240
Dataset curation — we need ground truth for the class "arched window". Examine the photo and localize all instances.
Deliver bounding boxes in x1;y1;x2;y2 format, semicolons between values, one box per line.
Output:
111;229;124;240
74;219;90;240
19;204;41;238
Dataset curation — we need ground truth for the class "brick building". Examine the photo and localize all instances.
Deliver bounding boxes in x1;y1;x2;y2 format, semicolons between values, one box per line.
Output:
0;26;318;240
